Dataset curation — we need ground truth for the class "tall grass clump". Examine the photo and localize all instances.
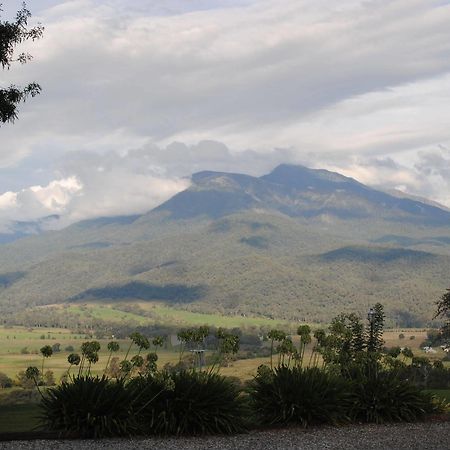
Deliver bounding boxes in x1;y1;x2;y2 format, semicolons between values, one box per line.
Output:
131;370;249;436
249;365;350;427
39;375;139;438
349;368;446;423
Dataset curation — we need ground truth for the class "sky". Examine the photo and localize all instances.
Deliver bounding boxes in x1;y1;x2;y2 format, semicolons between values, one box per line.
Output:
1;0;450;232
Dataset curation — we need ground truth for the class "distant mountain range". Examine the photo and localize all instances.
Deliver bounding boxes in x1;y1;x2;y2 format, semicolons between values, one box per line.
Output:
1;164;449;325
156;164;450;224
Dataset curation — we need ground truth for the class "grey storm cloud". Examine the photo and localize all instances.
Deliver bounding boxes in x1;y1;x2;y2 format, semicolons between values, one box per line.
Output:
1;0;450;229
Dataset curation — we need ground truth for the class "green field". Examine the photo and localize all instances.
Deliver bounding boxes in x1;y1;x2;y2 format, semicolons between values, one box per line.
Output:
0;404;41;434
0;324;447;380
48;302;295;329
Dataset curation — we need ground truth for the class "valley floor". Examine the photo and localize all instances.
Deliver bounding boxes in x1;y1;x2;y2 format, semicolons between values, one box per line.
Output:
1;421;449;450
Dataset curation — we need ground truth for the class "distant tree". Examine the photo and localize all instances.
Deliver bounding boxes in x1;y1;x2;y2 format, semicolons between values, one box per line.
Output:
0;2;43;124
0;371;12;388
367;303;384;353
434;288;450;345
51;342;61;353
16;370;34;389
43;370;55;386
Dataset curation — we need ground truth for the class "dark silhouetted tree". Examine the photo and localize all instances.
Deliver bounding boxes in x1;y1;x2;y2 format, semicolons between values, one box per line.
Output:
1;2;43;124
435;288;450;344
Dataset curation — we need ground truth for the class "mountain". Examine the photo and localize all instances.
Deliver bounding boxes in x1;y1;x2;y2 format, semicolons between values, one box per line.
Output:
156;164;450;225
0;164;449;325
0;215;60;244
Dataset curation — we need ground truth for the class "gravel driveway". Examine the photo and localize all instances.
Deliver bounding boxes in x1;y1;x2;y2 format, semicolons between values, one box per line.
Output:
1;422;449;450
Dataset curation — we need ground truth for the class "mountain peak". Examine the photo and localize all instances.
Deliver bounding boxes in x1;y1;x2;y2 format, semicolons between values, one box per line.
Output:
263;164;358;189
154;163;450;225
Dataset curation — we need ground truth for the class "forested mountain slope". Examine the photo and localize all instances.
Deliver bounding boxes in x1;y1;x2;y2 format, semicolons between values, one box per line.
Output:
1;165;449;324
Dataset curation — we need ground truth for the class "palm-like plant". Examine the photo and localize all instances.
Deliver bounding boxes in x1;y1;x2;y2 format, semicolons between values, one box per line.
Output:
67;353;81;375
297;325;311;367
40;345;53;376
267;330;286;369
215;329;240;369
78;341;101;376
124;332;150;361
152;336;164;353
104;341;120;374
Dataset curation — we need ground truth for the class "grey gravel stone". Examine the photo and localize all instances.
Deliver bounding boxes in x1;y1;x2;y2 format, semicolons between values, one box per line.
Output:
1;422;449;450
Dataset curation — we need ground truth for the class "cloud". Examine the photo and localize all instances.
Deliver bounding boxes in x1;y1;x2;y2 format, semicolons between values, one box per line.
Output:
0;149;191;231
0;177;82;232
1;0;450;224
0;138;449;233
0;139;297;231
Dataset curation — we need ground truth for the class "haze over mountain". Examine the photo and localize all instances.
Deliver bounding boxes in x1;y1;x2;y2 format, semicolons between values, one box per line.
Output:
0;164;449;325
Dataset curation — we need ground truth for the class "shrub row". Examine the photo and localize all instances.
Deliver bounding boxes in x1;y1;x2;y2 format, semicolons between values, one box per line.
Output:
40;370;247;438
38;366;446;438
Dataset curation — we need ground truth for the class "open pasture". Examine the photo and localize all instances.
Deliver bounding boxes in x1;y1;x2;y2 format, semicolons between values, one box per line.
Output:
45;301;295;330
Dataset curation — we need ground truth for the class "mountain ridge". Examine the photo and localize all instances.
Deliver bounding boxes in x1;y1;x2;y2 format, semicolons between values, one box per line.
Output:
155;164;450;225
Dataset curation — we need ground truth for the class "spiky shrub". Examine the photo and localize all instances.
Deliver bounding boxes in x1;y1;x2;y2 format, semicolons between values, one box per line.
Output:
249;366;350;427
349;369;443;423
132;370;248;436
40;375;138;438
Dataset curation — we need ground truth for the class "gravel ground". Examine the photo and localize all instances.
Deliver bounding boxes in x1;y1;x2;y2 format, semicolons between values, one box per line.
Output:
1;422;450;450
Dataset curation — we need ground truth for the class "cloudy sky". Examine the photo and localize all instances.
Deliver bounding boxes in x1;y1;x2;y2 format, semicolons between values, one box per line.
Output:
1;0;450;231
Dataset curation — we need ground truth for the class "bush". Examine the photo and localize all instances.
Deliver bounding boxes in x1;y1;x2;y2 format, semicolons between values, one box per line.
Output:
16;370;35;389
40;375;139;438
52;343;61;353
43;370;56;387
0;372;13;388
0;388;40;405
248;366;351;427
349;369;441;423
131;370;248;435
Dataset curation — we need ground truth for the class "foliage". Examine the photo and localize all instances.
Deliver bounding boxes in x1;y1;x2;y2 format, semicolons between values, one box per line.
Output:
2;199;450;326
315;304;385;374
104;341;120;374
78;341;100;376
249;365;351;427
68;353;81;366
267;329;286;369
39;375;139;438
16;369;35;389
132;370;248;435
0;2;43;123
296;325;312;367
177;326;210;366
44;370;55;386
349;369;444;423
215;328;240;367
0;371;12;388
367;303;384;353
434;288;450;348
396;362;450;389
40;345;53;357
